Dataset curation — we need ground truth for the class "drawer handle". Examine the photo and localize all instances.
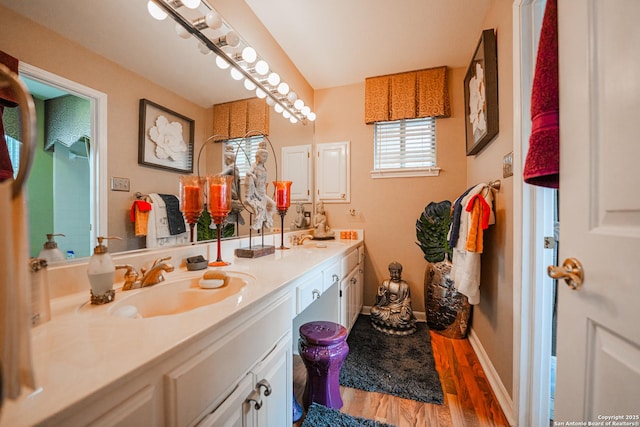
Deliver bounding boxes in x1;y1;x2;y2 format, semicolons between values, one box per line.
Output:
332;274;340;284
257;379;272;397
312;289;321;300
350;278;357;285
246;389;263;410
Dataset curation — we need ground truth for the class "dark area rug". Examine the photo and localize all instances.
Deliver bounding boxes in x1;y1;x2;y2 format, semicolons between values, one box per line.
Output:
339;315;444;404
301;402;395;427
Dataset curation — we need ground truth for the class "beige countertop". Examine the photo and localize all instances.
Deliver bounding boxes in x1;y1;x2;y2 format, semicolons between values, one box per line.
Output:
1;235;362;426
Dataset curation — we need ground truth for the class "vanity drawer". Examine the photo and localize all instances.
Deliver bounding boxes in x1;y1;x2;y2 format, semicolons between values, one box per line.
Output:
323;259;342;292
296;270;323;314
341;248;358;277
164;296;291;427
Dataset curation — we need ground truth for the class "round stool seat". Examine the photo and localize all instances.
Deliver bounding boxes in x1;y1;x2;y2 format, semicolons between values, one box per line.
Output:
298;321;349;410
299;321;348;346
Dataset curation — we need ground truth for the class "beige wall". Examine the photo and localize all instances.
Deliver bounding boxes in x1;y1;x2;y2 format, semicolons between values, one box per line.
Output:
466;1;515;398
314;68;468;313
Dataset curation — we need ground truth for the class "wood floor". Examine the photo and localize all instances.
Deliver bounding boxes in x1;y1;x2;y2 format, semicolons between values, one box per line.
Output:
293;330;510;427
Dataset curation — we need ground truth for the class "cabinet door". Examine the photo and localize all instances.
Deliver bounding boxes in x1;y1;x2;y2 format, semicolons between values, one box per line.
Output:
252;334;292;427
281;145;312;202
316;141;350;203
196;374;255;427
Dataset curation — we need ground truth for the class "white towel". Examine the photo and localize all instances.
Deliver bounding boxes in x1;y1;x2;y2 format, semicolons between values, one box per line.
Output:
0;180;36;400
145;193;190;248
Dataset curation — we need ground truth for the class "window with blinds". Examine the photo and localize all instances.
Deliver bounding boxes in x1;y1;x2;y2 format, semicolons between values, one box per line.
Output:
4;134;21;179
224;135;264;178
372;117;440;178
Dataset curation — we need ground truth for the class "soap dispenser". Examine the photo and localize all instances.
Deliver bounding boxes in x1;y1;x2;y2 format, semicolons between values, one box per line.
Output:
38;233;66;263
87;236;120;305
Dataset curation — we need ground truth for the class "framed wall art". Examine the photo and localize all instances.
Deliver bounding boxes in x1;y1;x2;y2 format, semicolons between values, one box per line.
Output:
464;29;499;156
138;98;195;173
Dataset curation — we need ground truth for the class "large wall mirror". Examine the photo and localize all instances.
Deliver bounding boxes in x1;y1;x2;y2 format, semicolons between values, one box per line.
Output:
0;0;315;263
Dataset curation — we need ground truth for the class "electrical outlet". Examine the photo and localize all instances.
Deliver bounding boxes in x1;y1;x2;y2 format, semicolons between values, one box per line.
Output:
111;177;130;192
503;152;514;178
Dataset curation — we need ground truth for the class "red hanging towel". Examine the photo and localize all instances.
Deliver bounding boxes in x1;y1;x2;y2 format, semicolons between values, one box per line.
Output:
523;0;559;188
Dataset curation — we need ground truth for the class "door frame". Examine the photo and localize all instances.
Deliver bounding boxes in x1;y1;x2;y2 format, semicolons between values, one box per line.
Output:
512;0;557;425
18;62;108;250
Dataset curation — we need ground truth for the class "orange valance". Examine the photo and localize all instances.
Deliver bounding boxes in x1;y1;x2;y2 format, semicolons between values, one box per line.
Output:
212;97;269;141
364;66;450;124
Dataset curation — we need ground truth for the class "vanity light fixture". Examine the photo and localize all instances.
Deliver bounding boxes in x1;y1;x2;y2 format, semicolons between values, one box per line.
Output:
146;0;316;124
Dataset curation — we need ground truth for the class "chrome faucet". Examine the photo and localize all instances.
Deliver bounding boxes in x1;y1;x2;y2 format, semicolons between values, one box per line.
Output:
116;256;174;290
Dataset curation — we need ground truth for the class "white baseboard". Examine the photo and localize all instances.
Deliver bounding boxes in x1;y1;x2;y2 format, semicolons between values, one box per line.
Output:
468;328;516;426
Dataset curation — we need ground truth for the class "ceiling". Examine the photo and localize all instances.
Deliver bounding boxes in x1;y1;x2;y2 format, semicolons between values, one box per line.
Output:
1;0;492;107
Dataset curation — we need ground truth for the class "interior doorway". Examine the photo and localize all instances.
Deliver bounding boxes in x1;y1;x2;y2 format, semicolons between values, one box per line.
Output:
16;63;108;259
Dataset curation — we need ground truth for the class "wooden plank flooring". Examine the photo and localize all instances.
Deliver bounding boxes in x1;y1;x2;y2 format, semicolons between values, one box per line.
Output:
293;330;510;427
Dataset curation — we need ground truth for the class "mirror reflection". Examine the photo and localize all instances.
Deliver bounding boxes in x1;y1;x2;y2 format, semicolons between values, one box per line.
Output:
0;0;315;263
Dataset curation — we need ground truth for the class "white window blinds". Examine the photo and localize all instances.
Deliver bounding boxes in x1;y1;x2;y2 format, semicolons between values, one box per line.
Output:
373;117;438;177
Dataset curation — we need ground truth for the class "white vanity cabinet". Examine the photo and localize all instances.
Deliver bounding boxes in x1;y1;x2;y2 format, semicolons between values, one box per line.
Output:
165;294;292;427
340;245;364;333
197;333;292;427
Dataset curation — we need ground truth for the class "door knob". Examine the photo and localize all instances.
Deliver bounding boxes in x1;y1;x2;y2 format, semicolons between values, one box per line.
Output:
547;257;584;290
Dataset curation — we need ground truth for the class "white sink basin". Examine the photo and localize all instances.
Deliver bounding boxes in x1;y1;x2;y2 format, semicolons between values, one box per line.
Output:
79;271;254;319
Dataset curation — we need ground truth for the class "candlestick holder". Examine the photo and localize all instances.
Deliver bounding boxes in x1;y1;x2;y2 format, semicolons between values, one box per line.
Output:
207;174;233;266
179;175;205;243
273;180;292;250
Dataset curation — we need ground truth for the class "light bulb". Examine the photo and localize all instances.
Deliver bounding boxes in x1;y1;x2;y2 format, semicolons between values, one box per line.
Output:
181;0;201;9
244;79;256;91
283;110;291;119
225;31;240;48
287;91;297;103
267;72;280;86
307;112;316;121
230;68;244;81
175;23;191;39
266;97;275;106
301;106;311;116
290;116;298;124
274;104;284;113
147;1;167;20
242;47;257;64
205;11;222;29
216;55;230;70
294;99;304;110
256;88;267;98
198;43;211;55
255;60;269;75
277;82;289;95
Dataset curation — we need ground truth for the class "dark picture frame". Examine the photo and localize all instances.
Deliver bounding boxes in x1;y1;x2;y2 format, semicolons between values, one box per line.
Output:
138;99;195;173
464;29;499;156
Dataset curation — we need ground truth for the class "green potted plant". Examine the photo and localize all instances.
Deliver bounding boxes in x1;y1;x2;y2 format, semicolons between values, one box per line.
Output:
416;201;471;339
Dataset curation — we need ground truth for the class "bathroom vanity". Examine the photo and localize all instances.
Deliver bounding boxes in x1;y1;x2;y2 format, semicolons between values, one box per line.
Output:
0;232;363;427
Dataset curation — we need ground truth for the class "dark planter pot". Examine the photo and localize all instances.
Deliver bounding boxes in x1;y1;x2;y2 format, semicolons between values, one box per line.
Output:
424;260;472;339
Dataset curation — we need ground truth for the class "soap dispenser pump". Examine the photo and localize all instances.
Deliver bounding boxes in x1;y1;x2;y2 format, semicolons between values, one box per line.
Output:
38;233;66;263
87;236;120;305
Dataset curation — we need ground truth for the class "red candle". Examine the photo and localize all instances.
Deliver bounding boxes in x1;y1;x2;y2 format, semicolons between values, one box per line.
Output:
183;185;202;213
208;175;232;217
273;181;292;210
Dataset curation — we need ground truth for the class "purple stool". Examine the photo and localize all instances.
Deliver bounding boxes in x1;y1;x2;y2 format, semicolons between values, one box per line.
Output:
298;321;349;410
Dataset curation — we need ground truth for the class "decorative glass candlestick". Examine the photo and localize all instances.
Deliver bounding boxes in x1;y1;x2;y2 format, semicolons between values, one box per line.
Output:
179;176;205;243
273;180;292;250
208;174;233;266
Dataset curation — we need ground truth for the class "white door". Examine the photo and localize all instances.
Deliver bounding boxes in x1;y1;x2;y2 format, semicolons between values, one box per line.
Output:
316;141;350;203
555;0;640;421
281;145;312;202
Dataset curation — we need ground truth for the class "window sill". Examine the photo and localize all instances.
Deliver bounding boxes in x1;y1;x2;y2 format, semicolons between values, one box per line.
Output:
370;167;441;179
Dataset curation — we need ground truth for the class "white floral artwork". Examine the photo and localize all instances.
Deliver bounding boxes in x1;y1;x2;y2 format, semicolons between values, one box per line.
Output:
148;115;187;162
468;62;487;142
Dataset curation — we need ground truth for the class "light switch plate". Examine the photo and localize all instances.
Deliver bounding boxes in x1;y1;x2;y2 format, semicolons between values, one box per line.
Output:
503;152;514;178
111;177;130;192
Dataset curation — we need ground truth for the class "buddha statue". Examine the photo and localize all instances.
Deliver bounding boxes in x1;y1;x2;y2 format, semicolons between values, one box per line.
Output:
370;261;417;335
313;201;334;239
